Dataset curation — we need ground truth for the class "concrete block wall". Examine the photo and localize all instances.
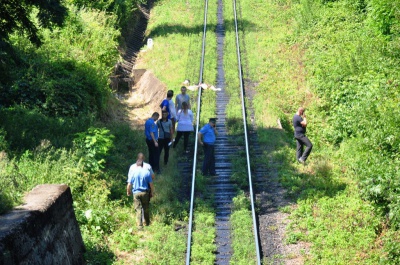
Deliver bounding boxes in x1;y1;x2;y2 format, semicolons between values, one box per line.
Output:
0;184;85;265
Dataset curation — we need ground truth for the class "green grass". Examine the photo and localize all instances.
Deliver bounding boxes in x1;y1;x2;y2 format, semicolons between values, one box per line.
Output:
238;0;395;263
134;0;219;262
222;0;263;261
2;0;400;264
230;192;257;264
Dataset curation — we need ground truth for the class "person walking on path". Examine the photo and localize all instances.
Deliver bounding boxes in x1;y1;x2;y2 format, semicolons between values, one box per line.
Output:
161;90;176;135
293;107;313;164
173;101;194;153
198;118;218;176
157;110;173;166
128;153;155;180
126;159;155;229
145;112;160;173
175;86;191;112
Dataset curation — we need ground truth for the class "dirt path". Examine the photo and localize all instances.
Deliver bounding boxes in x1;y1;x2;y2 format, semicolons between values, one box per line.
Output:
113;70;167;129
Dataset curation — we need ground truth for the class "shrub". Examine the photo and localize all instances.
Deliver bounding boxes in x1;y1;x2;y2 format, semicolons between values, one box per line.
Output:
73;127;115;173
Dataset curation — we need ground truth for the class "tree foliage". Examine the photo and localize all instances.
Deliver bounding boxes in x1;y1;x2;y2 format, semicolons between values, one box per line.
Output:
0;0;67;45
0;6;120;117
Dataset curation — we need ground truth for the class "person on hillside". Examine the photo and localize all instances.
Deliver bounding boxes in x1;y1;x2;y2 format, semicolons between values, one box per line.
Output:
293;107;313;164
161;90;176;135
128;152;155;180
173;101;194;153
175;85;191;112
145;112;160;173
157;110;173;166
126;159;155;229
198;118;218;176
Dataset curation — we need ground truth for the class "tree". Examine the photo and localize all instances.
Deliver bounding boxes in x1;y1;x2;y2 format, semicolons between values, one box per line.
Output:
0;0;67;46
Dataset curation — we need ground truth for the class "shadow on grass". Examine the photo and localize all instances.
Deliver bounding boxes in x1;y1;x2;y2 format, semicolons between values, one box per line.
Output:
255;125;347;204
149;19;256;37
84;244;116;265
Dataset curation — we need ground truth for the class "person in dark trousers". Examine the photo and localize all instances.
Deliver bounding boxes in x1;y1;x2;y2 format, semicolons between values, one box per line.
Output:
145;112;160;173
293;107;313;164
126;159;155;229
161;90;176;136
173;101;194;153
157;110;173;165
198;118;218;176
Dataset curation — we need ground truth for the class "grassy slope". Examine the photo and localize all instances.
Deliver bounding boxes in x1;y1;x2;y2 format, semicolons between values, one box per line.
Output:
129;0;220;263
239;0;390;264
57;0;395;263
2;0;398;263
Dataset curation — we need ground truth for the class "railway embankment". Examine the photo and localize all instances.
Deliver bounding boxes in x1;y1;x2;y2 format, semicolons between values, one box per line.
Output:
0;185;84;265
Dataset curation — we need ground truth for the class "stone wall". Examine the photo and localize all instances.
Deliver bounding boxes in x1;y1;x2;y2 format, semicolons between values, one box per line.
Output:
0;184;85;265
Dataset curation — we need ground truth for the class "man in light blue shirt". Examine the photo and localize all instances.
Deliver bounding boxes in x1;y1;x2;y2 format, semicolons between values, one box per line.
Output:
198;118;218;176
127;159;155;229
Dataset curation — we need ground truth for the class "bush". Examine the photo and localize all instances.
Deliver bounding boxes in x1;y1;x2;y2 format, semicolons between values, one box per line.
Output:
73;127;115;173
2;5;120;118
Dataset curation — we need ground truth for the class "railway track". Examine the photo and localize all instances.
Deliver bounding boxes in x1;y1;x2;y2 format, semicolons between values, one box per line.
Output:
111;0;268;262
184;0;261;263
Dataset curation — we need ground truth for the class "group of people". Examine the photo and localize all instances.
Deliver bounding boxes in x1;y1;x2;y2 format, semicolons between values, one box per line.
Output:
127;83;222;229
127;78;312;229
144;85;195;174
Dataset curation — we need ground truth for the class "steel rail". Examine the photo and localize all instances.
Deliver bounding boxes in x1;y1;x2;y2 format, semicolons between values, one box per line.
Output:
232;0;262;263
185;0;209;263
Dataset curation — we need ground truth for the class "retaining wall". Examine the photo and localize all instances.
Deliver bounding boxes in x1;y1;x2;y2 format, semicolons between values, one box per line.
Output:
0;184;85;265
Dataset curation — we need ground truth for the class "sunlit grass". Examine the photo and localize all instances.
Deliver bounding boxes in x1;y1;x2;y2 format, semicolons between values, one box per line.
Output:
132;0;219;262
238;0;390;263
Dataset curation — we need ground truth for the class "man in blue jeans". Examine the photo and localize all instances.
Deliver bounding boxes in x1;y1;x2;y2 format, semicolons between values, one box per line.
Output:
293;107;313;164
198;118;218;176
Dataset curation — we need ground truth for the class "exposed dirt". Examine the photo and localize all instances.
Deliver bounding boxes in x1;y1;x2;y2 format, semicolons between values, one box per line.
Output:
113;70;167;129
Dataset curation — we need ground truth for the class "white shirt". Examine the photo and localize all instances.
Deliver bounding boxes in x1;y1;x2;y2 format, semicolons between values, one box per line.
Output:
176;109;194;131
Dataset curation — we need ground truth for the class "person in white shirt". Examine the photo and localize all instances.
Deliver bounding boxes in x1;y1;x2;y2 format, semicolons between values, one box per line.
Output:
173;102;194;153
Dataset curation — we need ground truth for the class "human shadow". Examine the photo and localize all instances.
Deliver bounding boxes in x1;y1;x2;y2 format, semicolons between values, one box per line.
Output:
252;124;347;216
223;106;348;211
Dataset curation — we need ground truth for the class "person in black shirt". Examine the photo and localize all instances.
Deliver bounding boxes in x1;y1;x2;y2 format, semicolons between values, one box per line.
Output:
293;107;313;164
